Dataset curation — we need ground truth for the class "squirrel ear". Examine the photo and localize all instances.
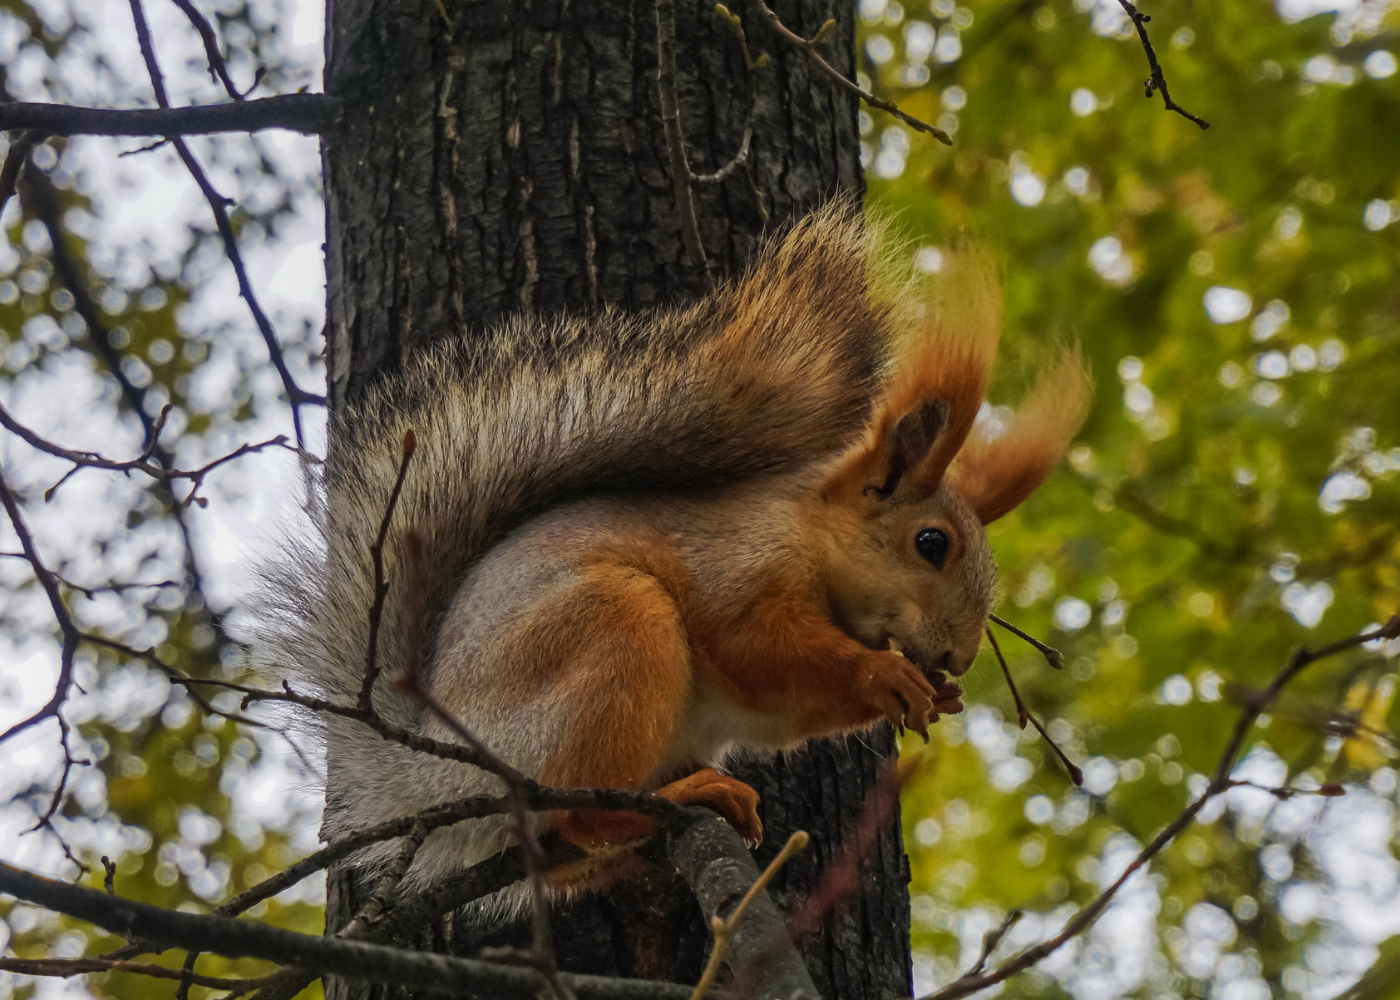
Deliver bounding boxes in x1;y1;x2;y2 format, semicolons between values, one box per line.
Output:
873;400;948;498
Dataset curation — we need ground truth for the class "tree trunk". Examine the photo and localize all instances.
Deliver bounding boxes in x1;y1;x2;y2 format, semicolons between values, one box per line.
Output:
319;0;911;995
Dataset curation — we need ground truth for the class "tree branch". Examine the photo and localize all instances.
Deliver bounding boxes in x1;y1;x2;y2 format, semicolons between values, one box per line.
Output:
0;860;698;1000
0;95;336;136
672;809;823;1000
0;955;275;991
0;397;294;505
654;0;707;268
1114;0;1209;129
125;0;324;447
168;0;263;101
754;1;952;145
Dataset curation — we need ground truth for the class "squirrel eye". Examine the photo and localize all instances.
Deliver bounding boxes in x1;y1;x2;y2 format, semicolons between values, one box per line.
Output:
915;528;950;570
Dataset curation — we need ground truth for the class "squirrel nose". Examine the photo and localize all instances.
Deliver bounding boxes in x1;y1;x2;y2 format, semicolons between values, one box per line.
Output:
945;647;978;677
924;649;957;677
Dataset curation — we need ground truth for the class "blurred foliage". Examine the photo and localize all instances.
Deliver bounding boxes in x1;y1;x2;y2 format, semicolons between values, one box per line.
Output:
860;0;1400;994
0;0;322;998
0;0;1398;998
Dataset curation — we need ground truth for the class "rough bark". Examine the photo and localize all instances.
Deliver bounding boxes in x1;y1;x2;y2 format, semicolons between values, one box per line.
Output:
320;0;912;995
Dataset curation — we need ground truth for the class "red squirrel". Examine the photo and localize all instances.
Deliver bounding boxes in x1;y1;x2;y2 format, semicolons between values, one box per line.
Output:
249;202;1092;893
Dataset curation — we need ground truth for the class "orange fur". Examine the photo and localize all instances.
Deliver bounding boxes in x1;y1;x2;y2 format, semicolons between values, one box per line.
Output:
534;544;693;843
950;345;1093;523
696;586;935;737
823;248;1002;501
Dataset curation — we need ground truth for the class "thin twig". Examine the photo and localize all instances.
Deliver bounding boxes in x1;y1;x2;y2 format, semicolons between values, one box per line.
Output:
0;397;294;505
688;830;809;1000
178;816;429;997
786;754;919;940
0;466;89;867
0;554;180;599
168;0;262;100
0;470;81;747
126;0;324;448
339;819;429;940
985;627;1083;785
358;429;416;711
691;125;752;186
1224;778;1347;800
14;125;238;655
367;450;565;991
655;0;707;267
77;634;307;763
0;956;273;992
406;683;566;987
989;613;1064;668
691;5;763;187
987;628;1029;729
754;1;952;145
1113;0;1209;129
967;909;1023;977
0;130;40;216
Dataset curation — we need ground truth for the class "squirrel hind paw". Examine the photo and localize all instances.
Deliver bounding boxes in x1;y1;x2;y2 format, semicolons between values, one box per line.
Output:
656;768;764;847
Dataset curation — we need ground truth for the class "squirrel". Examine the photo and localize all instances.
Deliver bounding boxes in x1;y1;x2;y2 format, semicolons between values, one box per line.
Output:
248;201;1092;894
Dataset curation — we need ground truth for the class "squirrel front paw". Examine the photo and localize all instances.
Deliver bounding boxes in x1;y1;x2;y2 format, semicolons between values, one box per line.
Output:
860;651;937;739
656;767;764;847
926;669;965;719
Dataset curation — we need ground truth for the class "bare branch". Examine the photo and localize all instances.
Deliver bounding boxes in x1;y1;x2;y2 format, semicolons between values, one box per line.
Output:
125;0;324;448
1224;778;1348;800
786;754;914;940
689;830;808;1000
403;681;566;984
985;627;1083;785
0;554;180;599
12;128;239;654
0;955;273;992
0;95;336;137
754;2;952;145
168;0;263;101
966;909;1023;978
358;429;416;711
0;467;82;748
672;809;822;1000
0;130;39;215
1114;0;1209;129
691;6;764;190
989;613;1064;669
655;0;707;268
0;397;295;505
0;860;699;1000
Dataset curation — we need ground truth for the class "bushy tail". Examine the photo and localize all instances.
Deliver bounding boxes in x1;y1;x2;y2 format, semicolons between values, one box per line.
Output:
249;204;911;726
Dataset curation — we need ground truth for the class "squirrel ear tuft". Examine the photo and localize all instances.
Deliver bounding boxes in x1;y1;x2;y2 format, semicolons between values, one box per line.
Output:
951;344;1093;523
821;242;1001;504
